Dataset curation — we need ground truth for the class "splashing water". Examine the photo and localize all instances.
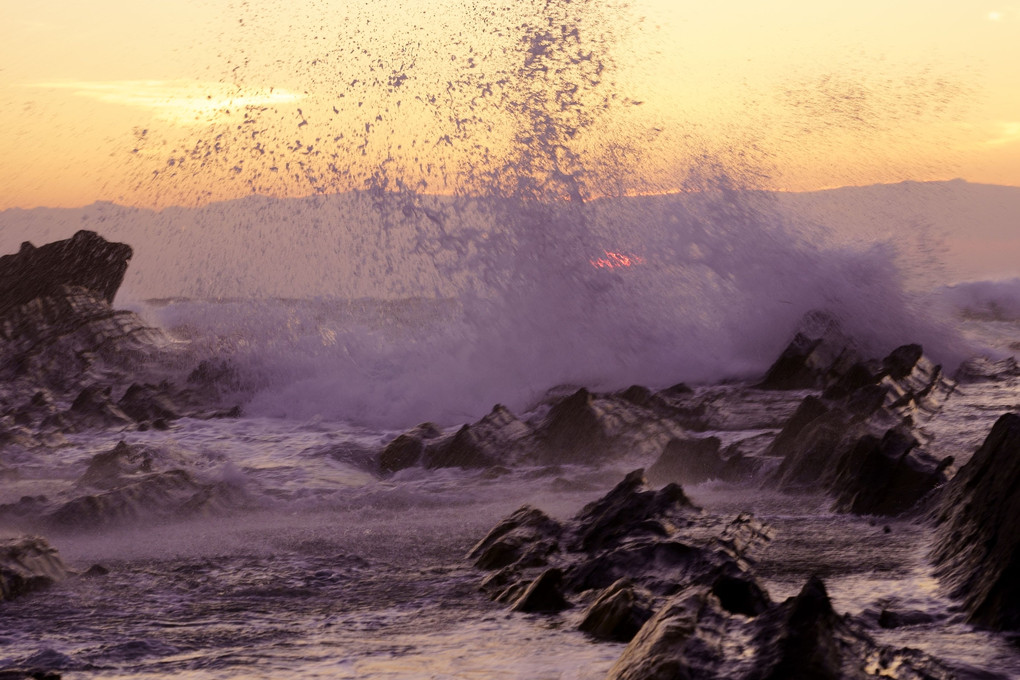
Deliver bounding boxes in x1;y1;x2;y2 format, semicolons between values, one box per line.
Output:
3;0;971;428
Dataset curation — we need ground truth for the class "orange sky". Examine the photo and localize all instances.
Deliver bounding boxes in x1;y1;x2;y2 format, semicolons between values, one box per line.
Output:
1;0;1018;209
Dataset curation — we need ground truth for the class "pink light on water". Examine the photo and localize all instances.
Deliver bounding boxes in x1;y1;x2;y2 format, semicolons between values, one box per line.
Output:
590;250;645;269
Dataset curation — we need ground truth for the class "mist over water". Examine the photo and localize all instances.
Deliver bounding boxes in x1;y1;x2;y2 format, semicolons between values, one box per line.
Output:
101;186;961;429
0;0;979;428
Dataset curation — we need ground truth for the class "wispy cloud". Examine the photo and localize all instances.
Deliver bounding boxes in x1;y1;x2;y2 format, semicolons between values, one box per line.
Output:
24;80;303;124
986;121;1020;146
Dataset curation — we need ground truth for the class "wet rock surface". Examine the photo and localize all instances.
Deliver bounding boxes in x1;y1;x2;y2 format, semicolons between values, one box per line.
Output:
0;441;252;532
607;575;953;680
470;470;772;640
0;536;68;603
472;470;954;679
0;230;131;316
381;387;691;472
931;412;1020;631
0;235;244;457
766;342;955;516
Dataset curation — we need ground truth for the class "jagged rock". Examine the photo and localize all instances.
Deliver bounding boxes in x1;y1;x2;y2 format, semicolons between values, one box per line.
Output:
758;332;847;391
0;230;132;317
931;412;1020;631
510;567;571;613
469;505;562;572
757;313;858;391
378;434;423;472
0;536;69;602
830;428;952;516
578;579;655;642
647;436;726;485
766;344;954;516
45;467;247;530
424;425;497;469
65;385;134;430
607;575;953;680
76;440;190;490
533;388;612;463
569;470;695;553
80;564;110;579
117;383;181;424
955;356;1020;382
471;470;772;643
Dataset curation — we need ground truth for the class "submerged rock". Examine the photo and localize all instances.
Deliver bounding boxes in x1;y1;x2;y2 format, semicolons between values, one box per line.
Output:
0;536;69;602
931;412;1020;631
46;467;248;530
955;356;1020;382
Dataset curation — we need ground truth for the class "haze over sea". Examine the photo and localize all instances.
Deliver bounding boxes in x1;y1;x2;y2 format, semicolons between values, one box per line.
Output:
2;0;1020;678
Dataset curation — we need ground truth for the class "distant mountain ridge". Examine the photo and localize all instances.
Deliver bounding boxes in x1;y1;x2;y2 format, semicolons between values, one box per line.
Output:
1;181;1017;300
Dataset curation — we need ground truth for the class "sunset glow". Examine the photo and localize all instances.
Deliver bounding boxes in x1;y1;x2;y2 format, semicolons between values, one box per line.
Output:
590;251;646;270
1;0;1018;209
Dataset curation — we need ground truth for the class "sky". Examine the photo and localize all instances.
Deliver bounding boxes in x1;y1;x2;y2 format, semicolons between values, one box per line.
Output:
1;0;1018;209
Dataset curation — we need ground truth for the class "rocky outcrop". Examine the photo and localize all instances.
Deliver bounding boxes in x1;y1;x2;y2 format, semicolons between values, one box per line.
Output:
757;312;858;391
0;536;69;602
931;412;1020;631
647;436;761;486
766;344;955;516
380;387;695;473
470;470;772;642
955;356;1020;382
607;575;953;680
0;441;251;531
0;235;243;441
0;230;132;317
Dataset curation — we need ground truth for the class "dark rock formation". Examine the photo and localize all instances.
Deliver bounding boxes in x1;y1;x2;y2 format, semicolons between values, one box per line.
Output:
1;536;69;602
532;388;612;463
423;405;527;469
647;436;748;485
830;428;952;516
66;385;134;431
45;467;248;530
117;383;181;424
0;235;244;444
578;579;655;642
76;440;189;490
0;230;132;317
510;567;571;613
757;313;858;391
379;423;442;473
931;412;1020;631
758;332;852;391
955;356;1020;382
766;344;954;516
470;470;772;643
384;387;691;472
0;441;251;531
607;575;953;680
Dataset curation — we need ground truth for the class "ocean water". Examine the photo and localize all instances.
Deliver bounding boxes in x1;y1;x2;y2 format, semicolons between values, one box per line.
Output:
3;0;1020;675
2;268;1020;677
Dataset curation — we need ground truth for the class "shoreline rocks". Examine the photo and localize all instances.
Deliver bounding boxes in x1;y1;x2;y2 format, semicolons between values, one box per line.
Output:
1;536;68;603
765;342;955;516
931;412;1020;631
0;230;132;317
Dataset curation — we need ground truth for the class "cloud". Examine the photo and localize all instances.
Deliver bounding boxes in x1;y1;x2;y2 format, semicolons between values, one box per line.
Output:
24;80;303;124
986;121;1020;146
